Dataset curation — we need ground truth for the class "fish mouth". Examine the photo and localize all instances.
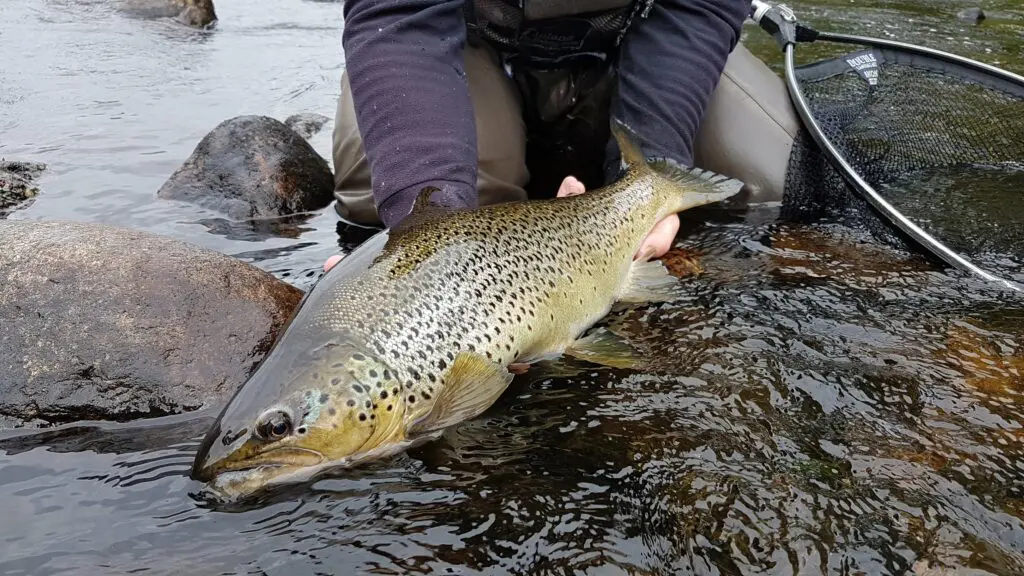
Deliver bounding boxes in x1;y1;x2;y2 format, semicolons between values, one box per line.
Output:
195;434;446;504
194;446;325;482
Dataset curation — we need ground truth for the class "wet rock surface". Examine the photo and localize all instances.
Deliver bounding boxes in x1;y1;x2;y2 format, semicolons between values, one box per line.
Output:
119;0;218;28
0;220;304;428
0;160;45;218
284;112;331;140
157;115;335;221
957;7;985;24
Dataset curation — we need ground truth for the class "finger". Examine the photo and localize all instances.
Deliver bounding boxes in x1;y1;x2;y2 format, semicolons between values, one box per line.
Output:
556;176;586;198
634;214;680;260
323;254;343;273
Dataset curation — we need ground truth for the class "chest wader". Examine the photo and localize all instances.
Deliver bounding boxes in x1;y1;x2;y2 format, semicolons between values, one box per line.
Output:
464;0;653;196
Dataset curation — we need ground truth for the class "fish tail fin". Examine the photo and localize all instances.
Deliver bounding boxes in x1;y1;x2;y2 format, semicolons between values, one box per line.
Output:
610;118;746;211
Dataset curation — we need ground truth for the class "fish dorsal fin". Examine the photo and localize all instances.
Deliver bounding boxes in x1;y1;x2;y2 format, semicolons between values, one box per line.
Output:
391;186;460;235
619;257;686;303
407;352;514;436
412;186;444;213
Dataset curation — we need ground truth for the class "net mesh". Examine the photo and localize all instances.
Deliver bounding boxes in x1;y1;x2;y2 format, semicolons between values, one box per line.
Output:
781;44;1024;271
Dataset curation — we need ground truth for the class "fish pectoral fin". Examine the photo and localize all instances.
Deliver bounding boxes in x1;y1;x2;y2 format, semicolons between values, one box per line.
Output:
407;352;514;436
564;327;646;371
619;257;685;303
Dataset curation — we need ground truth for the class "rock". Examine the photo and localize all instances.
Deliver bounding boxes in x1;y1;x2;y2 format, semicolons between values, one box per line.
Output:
284;112;331;141
0;160;45;219
119;0;217;28
957;7;985;24
157;115;335;220
0;220;304;428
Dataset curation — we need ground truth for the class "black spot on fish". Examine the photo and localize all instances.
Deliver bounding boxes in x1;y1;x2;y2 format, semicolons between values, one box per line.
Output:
369;369;378;378
383;369;391;379
408;395;416;403
352;353;366;361
359;413;367;421
422;392;432;400
328;407;337;416
347;399;356;407
370;414;376;420
387;405;393;411
381;390;389;399
352;384;364;393
319;393;329;404
365;401;372;408
331;377;342;386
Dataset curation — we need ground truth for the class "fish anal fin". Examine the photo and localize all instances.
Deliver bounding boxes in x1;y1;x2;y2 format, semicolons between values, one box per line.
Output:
619;257;685;303
407;352;514;436
564;327;646;371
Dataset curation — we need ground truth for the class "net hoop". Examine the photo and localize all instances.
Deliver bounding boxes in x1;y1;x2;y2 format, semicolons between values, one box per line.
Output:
757;2;1024;293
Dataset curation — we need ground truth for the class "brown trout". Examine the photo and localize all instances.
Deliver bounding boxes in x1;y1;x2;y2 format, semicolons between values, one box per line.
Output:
190;120;744;500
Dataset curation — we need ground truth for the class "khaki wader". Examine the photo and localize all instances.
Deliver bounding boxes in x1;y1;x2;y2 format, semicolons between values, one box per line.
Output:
332;41;802;226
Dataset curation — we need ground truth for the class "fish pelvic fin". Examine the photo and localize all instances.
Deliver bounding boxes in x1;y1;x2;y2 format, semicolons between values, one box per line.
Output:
609;118;746;211
565;327;647;371
406;352;514;437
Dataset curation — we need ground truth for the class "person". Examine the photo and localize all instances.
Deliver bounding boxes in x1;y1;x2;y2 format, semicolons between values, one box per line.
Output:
325;0;799;271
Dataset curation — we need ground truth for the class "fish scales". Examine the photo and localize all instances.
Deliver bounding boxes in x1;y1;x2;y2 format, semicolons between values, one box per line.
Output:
190;121;745;501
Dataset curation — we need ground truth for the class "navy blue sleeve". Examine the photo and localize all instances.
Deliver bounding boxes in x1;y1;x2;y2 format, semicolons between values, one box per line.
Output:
341;0;478;228
609;0;749;173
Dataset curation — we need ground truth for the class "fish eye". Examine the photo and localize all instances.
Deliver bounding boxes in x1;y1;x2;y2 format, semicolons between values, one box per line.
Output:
255;409;293;441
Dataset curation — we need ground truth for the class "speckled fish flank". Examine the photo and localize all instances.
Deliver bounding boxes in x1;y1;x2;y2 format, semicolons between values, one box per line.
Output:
190;120;745;501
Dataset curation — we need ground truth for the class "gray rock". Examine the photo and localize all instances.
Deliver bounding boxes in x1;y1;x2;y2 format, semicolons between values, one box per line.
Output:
284;112;331;141
119;0;217;28
0;160;45;219
957;7;985;24
157;115;335;220
0;220;304;428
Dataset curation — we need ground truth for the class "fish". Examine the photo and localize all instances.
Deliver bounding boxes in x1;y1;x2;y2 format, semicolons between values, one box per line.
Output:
189;120;745;501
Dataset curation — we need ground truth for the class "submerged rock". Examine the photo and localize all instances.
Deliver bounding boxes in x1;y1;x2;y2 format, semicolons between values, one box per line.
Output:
284;112;331;141
0;160;45;219
119;0;217;28
0;220;303;428
957;7;985;24
157;115;335;220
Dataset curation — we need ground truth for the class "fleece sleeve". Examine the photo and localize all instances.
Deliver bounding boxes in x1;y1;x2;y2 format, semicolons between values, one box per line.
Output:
608;0;749;174
342;0;479;228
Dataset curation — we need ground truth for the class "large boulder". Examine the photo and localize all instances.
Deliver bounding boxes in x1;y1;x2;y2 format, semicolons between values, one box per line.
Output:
0;220;304;428
118;0;217;28
0;160;45;219
157;115;335;220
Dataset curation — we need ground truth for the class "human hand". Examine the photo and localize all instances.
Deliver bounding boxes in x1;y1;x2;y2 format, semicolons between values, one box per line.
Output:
556;175;678;261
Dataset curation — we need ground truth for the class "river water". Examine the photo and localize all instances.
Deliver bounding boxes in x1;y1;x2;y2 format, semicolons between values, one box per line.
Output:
1;0;1023;574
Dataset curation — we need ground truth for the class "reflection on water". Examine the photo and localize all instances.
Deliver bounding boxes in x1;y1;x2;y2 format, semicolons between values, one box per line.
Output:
2;0;1024;574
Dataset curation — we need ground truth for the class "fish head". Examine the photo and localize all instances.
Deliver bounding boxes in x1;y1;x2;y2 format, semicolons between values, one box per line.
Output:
190;336;412;499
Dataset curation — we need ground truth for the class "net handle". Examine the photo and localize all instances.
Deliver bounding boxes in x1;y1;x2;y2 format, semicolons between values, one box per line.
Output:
748;1;1024;294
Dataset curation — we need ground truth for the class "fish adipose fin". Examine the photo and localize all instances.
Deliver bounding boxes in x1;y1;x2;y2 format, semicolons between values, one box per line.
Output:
565;327;647;371
407;352;514;436
610;119;746;209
